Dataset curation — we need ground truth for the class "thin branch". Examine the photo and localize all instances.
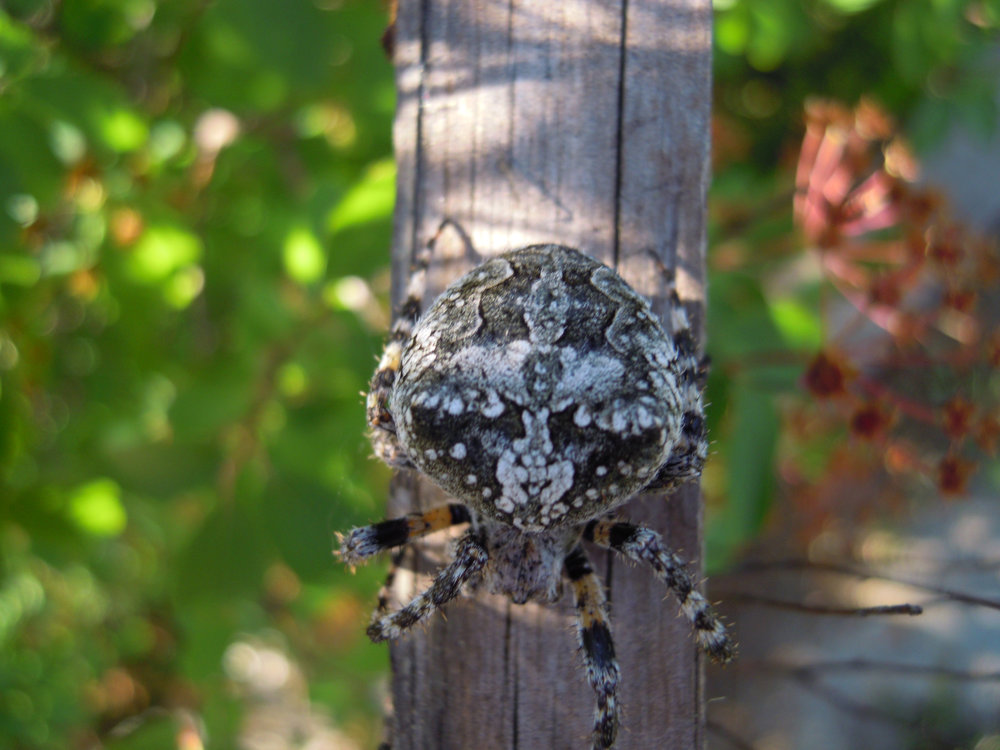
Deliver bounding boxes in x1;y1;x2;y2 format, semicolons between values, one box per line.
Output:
708;657;995;750
787;671;959;746
749;657;1000;683
216;307;330;503
717;592;923;617
933;556;1000;574
837;552;1000;575
725;558;1000;612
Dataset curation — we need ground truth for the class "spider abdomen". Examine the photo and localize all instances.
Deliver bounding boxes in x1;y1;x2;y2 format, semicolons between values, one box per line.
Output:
392;245;686;532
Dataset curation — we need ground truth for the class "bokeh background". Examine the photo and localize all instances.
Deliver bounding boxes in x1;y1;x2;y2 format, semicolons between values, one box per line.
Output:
1;1;998;749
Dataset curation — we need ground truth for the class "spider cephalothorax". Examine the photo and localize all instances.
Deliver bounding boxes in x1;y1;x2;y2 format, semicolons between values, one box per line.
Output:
338;243;734;749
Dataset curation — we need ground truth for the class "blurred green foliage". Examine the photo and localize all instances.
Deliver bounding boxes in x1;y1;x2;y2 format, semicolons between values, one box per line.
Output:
714;0;1000;158
0;0;997;747
1;0;395;747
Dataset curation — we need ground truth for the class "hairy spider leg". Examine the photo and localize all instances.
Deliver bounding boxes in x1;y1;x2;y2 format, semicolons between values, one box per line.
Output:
367;530;488;642
584;519;735;663
632;258;710;494
337;502;472;566
565;546;621;750
366;242;434;467
640;399;707;492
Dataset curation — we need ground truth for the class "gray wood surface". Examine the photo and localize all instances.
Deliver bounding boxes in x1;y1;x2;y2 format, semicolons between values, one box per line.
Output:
385;1;712;747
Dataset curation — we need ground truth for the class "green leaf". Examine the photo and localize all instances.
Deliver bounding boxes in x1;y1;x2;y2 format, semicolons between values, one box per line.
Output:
20;65;149;154
707;271;785;361
67;478;127;536
59;0;151;50
768;297;823;349
326;159;395;235
170;369;253;443
0;11;47;82
706;384;779;570
282;224;326;284
0;109;65;201
96;106;148;152
128;223;202;282
820;0;882;14
262;477;341;579
715;4;751;56
176;503;270;601
0;253;41;286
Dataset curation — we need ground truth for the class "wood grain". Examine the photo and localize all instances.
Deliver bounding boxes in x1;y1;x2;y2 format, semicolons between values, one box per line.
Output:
385;1;712;747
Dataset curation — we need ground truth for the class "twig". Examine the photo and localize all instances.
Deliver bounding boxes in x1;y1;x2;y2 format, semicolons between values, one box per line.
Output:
216;309;330;503
717;592;923;617
787;670;958;746
708;658;995;749
749;657;1000;683
725;558;1000;612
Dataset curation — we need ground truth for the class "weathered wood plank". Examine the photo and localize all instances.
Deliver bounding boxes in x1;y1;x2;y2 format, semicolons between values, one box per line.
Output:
385;1;712;747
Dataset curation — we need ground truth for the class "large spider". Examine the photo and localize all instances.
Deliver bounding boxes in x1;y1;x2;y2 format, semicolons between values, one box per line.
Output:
338;242;735;749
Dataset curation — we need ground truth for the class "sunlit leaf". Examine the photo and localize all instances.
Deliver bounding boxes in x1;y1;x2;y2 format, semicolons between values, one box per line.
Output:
97;107;148;152
768;297;822;349
283;225;326;284
326;159;395;235
277;361;307;398
162;265;205;309
715;4;750;56
820;0;882;13
128;223;203;283
67;478;127;536
746;1;798;71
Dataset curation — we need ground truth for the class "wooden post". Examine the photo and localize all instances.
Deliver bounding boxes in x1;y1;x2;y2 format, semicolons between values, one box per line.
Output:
385;1;712;747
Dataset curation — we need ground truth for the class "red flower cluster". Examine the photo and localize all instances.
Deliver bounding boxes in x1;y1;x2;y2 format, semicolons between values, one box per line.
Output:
790;99;998;504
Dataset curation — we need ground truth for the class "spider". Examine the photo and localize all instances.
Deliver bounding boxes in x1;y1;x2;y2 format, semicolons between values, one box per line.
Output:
338;241;735;749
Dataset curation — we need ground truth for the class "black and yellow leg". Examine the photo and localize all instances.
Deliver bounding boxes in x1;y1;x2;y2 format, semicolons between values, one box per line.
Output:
584;519;735;664
565;546;621;750
337;503;472;567
641;407;707;491
367;530;488;642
